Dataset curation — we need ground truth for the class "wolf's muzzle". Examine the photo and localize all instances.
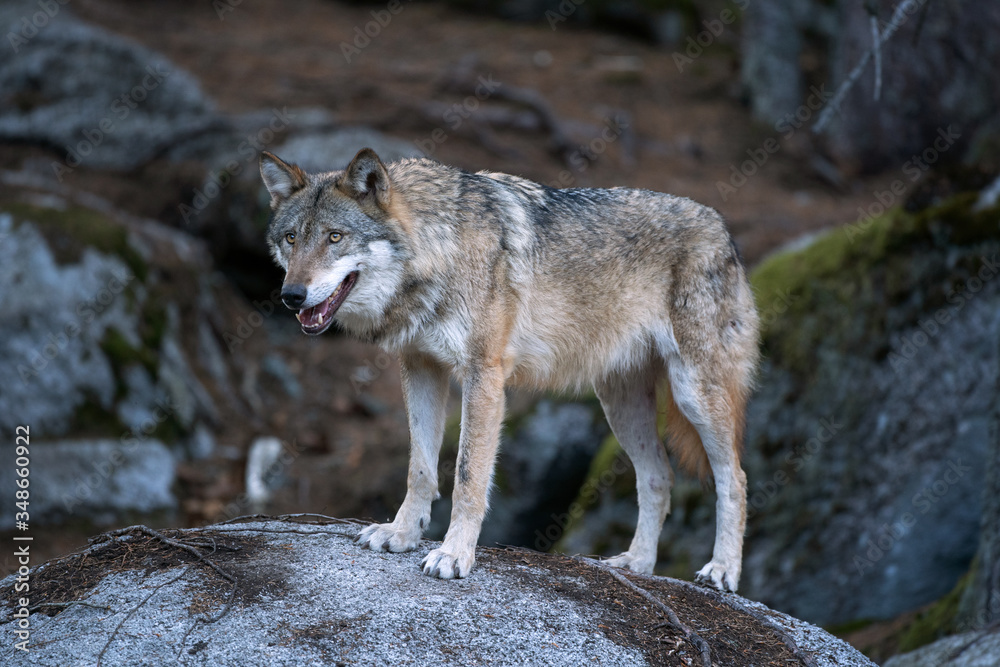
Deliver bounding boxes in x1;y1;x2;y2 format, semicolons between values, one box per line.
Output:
281;284;307;309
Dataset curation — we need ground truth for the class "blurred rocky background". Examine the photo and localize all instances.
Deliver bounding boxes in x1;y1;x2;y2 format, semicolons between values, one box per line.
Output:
0;1;998;664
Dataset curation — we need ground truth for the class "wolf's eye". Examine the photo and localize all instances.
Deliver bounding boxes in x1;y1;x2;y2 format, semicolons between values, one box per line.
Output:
330;232;342;243
285;232;295;245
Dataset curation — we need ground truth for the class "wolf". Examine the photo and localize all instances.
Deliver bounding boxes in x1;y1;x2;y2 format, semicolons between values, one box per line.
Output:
259;148;760;591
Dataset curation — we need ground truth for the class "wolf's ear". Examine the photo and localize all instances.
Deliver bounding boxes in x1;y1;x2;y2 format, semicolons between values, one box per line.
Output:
260;152;307;208
339;148;391;209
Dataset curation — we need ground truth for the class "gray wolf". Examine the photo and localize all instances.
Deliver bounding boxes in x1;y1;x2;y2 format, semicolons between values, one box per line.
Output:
259;148;760;591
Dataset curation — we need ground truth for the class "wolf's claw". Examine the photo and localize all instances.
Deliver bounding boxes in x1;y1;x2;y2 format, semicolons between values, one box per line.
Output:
421;547;474;579
695;560;739;592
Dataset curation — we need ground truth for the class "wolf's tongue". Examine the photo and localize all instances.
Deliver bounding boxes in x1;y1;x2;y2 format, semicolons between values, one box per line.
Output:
297;299;333;328
293;272;358;333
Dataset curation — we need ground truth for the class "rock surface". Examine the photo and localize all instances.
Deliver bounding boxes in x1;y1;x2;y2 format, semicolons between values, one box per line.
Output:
274;127;422;173
0;211;140;436
0;190;246;527
741;0;1000;169
0;440;175;526
0;518;875;666
0;2;221;170
883;628;1000;667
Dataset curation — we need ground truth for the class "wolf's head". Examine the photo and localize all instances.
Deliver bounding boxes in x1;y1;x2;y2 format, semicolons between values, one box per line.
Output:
260;148;407;336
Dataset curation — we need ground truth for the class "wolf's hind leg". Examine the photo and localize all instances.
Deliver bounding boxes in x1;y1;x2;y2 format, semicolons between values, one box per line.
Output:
358;354;449;553
594;367;673;575
667;358;747;592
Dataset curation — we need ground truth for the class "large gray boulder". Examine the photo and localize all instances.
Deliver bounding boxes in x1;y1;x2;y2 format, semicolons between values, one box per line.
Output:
0;189;245;527
0;212;137;435
274;127;422;174
0;3;221;171
0;440;176;526
0;518;875;666
0;205;219;446
883;628;1000;667
736;195;1000;625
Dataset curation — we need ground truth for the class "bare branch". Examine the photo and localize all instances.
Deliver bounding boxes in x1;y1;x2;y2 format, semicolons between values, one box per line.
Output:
813;0;922;134
870;16;882;101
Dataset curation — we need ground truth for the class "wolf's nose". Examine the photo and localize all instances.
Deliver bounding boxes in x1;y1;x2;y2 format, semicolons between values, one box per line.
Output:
281;284;307;309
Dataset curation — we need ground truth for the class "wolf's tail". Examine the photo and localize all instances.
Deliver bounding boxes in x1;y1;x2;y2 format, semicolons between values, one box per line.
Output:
661;373;750;481
662;382;710;479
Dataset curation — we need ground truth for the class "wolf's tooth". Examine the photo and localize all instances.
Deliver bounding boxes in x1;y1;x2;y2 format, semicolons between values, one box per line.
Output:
318;313;324;325
295;313;302;323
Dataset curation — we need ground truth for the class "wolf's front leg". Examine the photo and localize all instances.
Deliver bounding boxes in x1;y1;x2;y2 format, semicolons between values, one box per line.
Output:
422;364;505;579
357;354;449;553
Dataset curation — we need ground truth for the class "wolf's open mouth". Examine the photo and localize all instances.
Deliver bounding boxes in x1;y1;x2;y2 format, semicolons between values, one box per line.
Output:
295;272;358;335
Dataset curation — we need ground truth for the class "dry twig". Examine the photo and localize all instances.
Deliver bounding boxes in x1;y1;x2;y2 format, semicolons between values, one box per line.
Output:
578;557;713;667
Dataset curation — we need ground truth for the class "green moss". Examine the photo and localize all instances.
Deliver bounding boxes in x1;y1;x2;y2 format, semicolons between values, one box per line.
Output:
826;563;973;662
437;410;463;496
897;571;969;654
585;434;629;500
71;393;126;436
101;328;158;379
827;617;874;637
149;411;186;446
750;195;1000;379
70;385;185;447
552;434;635;550
139;298;169;354
4;202;148;283
442;410;462;449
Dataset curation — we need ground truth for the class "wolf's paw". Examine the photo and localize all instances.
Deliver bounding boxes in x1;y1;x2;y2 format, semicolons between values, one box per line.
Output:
356;522;420;553
421;547;474;580
603;551;655;575
695;560;739;592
